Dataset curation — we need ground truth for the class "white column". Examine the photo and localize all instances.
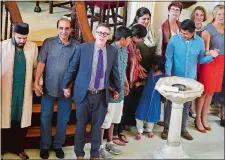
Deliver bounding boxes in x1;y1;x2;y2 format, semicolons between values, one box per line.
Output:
153;102;190;159
126;1;155;26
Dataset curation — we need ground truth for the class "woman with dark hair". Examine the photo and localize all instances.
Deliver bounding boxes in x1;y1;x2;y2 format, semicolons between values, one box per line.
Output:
121;7;156;133
195;4;224;132
129;7;156;73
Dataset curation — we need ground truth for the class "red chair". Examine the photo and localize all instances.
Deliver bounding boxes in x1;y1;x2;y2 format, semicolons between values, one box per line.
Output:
86;1;127;31
34;1;73;14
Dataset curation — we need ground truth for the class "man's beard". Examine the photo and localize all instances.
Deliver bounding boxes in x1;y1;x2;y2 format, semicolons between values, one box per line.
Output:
15;42;25;49
12;36;25;49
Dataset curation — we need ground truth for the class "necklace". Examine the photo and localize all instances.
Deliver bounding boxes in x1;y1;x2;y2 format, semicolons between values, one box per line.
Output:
195;25;203;31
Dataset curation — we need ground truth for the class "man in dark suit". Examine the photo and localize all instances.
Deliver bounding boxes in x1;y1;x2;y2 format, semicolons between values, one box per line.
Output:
62;23;121;159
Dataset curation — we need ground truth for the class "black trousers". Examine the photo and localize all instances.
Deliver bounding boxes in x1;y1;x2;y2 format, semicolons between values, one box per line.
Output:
113;97;128;136
113;86;144;136
1;121;28;154
74;93;107;158
124;86;144;126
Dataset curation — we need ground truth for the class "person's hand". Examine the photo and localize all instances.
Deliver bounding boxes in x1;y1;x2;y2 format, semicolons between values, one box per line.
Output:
124;80;129;89
63;88;71;98
34;82;43;97
124;86;129;96
135;81;145;88
112;91;119;100
139;65;147;79
108;87;115;96
161;96;166;103
135;82;144;88
209;49;219;58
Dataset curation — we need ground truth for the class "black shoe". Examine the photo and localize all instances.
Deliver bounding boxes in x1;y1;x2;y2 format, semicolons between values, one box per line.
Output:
54;148;64;159
16;151;29;160
40;149;49;159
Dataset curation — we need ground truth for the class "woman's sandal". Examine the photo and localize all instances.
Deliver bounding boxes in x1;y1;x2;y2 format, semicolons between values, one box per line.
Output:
147;132;154;138
118;133;129;143
135;134;141;140
112;137;126;146
16;151;29;160
157;121;164;126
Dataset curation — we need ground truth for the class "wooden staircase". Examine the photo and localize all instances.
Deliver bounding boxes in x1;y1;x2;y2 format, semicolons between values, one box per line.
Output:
1;1;94;149
1;1;127;149
24;95;92;149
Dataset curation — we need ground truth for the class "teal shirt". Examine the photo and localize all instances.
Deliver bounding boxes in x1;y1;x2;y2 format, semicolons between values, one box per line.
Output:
109;42;128;103
165;34;214;79
11;48;26;122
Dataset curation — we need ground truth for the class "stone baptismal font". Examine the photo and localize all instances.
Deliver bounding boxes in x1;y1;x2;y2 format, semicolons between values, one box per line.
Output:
153;76;204;159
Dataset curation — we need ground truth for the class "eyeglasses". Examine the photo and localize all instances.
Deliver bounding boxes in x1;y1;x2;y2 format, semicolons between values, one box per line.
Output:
170;8;180;12
96;31;110;37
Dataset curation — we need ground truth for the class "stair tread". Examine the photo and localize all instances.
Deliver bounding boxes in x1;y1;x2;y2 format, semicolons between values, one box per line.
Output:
33;41;43;47
27;124;91;137
32;103;76;113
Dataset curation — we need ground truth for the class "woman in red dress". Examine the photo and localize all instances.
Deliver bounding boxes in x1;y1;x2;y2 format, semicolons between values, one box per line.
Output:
195;4;224;133
189;6;207;118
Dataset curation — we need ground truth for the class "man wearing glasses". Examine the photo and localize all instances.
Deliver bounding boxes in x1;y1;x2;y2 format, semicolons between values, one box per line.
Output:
62;23;120;159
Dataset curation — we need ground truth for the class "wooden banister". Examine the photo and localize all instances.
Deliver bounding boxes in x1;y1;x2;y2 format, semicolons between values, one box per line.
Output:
74;2;94;42
5;1;23;23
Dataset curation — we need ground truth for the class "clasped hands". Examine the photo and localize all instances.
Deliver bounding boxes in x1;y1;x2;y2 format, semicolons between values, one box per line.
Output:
108;87;119;100
208;48;220;58
63;88;71;98
34;82;43;97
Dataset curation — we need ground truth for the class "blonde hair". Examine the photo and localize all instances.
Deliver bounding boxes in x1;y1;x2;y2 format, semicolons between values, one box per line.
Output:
191;6;207;22
211;4;224;23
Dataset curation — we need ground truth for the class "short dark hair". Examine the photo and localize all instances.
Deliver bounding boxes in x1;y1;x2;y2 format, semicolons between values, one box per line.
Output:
57;18;71;28
96;23;111;32
152;55;165;73
114;26;132;41
130;24;147;38
181;19;195;33
168;1;183;12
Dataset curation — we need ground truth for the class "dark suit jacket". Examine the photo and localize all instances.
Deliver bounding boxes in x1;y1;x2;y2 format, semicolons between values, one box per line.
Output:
62;42;121;105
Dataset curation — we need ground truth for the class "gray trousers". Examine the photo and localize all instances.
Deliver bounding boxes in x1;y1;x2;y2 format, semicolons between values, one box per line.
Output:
164;100;191;130
74;92;107;158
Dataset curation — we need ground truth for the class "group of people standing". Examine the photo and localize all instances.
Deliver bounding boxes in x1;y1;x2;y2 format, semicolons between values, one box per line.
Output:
1;1;224;160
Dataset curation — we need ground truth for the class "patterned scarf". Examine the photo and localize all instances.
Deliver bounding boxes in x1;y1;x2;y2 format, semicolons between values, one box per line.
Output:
127;41;142;88
161;19;181;57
